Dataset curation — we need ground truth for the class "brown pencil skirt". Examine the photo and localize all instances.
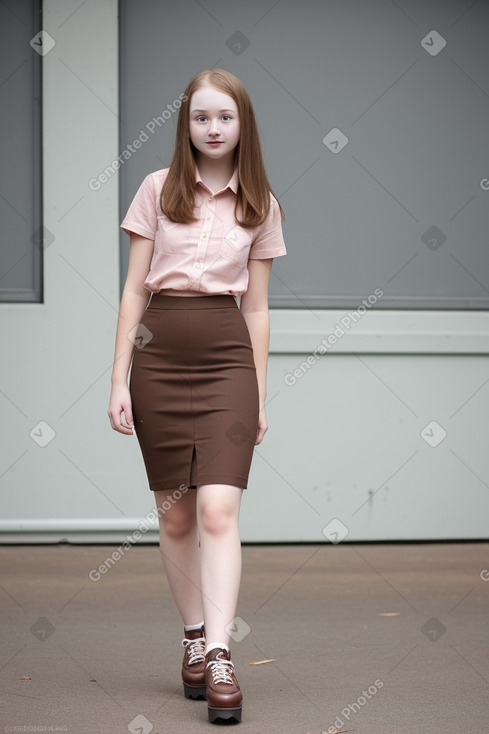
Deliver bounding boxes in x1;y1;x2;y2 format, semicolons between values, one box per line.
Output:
129;294;259;492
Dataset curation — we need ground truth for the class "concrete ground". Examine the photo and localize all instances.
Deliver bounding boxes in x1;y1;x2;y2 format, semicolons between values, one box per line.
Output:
1;542;488;734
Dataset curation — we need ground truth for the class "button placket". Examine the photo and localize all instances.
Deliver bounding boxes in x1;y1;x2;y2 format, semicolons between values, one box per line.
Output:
193;196;215;271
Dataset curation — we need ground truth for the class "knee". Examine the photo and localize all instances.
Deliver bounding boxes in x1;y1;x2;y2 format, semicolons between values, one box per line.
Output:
158;506;195;540
198;502;235;536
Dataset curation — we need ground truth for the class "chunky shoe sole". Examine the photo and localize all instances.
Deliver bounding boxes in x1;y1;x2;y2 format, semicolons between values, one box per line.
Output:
183;682;207;700
208;706;242;723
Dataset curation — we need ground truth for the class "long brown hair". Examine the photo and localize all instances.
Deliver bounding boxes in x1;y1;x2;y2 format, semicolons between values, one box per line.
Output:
160;69;284;227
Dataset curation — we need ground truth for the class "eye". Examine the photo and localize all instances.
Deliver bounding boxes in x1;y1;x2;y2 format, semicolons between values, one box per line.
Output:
221;115;232;122
196;115;207;123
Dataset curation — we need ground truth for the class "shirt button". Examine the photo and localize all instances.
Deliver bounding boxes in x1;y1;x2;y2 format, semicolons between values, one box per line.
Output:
208;196;213;201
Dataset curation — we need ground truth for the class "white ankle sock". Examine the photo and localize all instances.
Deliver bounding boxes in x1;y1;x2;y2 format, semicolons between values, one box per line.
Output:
205;642;230;656
184;621;205;633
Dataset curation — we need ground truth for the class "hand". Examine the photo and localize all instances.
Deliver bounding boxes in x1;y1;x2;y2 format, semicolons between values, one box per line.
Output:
107;383;134;435
255;406;268;445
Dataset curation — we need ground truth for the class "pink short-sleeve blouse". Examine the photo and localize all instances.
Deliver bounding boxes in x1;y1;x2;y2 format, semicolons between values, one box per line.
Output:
120;166;287;296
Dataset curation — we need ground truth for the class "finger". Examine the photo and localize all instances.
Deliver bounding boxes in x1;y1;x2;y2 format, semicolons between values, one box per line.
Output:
121;405;134;428
116;422;134;435
108;408;133;435
108;411;118;431
120;410;131;428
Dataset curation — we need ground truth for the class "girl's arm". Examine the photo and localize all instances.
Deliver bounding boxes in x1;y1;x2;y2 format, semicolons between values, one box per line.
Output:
239;258;273;445
107;234;154;434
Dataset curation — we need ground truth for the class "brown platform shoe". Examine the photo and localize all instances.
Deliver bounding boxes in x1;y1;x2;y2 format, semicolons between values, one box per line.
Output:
181;625;206;699
205;647;242;723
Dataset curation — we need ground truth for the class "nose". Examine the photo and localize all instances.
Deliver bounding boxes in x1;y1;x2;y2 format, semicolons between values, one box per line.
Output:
209;118;221;136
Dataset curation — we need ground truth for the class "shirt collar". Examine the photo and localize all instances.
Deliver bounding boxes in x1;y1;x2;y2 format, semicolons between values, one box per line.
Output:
195;165;239;195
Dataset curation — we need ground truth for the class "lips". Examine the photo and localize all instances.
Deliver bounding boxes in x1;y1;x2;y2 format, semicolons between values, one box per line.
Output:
206;141;223;146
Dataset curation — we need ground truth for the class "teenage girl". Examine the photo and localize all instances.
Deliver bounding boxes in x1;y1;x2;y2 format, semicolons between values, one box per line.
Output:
108;68;286;724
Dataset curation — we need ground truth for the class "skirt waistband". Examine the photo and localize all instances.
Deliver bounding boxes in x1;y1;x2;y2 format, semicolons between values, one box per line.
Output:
148;293;237;310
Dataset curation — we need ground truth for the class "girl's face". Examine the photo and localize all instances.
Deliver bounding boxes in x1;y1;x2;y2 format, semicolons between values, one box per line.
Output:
189;84;240;164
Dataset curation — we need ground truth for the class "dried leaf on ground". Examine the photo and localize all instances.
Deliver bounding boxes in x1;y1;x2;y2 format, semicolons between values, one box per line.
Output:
249;658;276;665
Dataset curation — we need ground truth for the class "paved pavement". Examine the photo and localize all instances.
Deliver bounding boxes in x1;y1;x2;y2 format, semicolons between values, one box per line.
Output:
1;542;488;733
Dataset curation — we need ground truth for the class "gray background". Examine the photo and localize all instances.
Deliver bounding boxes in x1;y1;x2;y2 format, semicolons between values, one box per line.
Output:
120;0;489;309
0;0;488;545
0;0;42;302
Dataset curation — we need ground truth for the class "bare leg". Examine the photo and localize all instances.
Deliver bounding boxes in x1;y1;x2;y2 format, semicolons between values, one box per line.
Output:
196;484;243;648
154;488;204;626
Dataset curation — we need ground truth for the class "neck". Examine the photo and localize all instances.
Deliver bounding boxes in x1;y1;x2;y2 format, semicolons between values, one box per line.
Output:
195;153;235;187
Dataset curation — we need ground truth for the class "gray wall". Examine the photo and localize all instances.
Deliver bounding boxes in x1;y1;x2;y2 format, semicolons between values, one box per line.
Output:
0;0;488;543
120;0;489;309
0;0;42;302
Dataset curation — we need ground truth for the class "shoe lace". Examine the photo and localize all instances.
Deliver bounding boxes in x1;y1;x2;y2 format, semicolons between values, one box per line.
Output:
207;658;235;685
182;637;206;665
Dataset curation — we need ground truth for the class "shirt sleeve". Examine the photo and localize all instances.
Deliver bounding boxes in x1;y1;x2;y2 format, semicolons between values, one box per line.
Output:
248;194;287;260
120;173;158;240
